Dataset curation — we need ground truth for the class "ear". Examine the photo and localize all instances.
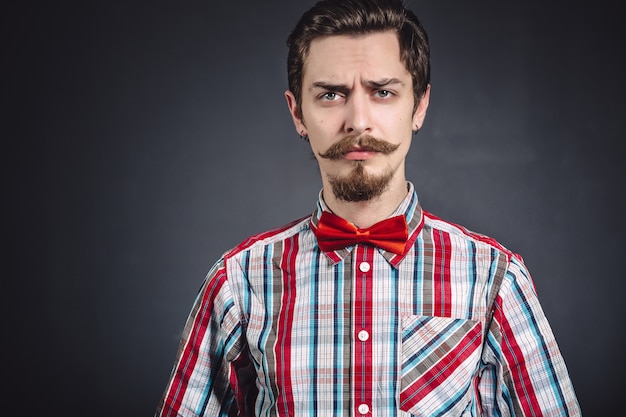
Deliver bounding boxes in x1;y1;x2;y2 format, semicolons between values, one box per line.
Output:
412;84;431;131
285;90;307;136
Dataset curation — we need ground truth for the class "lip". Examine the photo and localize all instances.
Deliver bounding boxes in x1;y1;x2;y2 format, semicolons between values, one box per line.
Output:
342;147;379;161
343;151;378;160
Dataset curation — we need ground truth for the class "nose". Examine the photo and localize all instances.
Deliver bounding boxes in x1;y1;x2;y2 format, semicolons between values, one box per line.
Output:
344;92;372;135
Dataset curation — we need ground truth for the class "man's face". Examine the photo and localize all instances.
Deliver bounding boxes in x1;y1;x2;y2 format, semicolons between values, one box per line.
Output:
286;31;429;202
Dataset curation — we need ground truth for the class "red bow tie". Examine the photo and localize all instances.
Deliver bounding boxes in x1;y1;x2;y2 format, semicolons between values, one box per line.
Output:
315;211;408;254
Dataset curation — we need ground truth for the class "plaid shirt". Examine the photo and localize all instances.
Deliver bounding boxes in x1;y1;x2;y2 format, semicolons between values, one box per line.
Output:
156;183;580;416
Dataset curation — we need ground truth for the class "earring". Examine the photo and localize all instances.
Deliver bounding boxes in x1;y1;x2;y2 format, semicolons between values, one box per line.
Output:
300;130;309;142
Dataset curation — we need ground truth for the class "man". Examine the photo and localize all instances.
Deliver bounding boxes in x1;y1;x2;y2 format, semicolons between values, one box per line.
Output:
156;0;580;415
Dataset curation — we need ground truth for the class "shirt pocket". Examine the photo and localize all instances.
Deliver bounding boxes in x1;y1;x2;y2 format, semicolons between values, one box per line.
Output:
399;315;482;416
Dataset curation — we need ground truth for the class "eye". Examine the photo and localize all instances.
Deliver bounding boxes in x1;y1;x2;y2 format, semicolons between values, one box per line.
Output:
375;90;393;98
321;92;338;100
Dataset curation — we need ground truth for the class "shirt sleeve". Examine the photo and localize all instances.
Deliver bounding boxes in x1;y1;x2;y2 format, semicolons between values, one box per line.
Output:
479;256;581;416
155;259;250;417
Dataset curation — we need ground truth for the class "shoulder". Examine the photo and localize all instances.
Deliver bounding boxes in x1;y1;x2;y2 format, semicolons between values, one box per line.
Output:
422;209;522;264
222;214;312;261
421;209;537;298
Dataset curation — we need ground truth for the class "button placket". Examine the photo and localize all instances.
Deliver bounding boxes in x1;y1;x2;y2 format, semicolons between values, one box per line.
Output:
353;245;375;417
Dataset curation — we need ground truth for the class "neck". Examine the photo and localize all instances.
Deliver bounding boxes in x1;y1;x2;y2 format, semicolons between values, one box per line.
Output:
322;177;409;228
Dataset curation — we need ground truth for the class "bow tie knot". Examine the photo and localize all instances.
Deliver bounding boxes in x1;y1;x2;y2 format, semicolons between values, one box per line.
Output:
314;211;408;255
356;229;371;240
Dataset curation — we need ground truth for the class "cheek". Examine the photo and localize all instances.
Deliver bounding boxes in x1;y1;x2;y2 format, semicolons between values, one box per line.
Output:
307;119;333;145
312;109;343;132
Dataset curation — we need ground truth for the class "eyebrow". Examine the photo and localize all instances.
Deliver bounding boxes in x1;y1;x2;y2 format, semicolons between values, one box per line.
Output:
310;78;405;92
365;78;405;89
310;81;350;94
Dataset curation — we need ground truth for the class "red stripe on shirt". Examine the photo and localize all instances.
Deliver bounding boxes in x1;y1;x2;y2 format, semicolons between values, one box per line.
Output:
275;236;299;416
433;230;452;317
493;295;543;416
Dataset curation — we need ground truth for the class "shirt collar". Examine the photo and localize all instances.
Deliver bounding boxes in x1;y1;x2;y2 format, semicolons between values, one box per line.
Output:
310;182;424;267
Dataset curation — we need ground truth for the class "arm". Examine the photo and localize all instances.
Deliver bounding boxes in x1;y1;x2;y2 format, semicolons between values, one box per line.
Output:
479;257;581;416
156;260;249;417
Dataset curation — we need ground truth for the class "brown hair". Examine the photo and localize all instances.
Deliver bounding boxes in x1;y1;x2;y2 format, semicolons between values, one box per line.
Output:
287;0;430;117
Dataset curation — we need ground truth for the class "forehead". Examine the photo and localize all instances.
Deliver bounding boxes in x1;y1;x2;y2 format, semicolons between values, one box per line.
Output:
303;31;409;84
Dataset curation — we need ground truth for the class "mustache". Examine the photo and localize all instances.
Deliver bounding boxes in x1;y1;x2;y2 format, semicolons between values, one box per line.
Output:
318;134;400;160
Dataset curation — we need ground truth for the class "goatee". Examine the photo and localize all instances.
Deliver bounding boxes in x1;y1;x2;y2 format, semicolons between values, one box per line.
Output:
326;162;393;202
321;134;398;202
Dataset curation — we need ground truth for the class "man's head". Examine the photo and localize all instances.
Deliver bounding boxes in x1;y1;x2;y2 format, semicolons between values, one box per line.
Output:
284;0;431;204
287;0;430;119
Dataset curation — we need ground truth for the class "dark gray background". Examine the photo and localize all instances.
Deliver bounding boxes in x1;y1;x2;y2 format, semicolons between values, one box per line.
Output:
5;1;624;415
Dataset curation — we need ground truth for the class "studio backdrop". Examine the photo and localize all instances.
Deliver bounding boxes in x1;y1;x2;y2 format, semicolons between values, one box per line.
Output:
5;1;624;415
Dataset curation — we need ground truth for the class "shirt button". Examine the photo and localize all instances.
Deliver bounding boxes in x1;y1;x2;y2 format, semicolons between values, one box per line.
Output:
358;403;370;415
359;261;371;272
357;330;370;342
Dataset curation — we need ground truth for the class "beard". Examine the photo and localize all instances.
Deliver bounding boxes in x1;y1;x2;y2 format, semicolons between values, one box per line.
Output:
319;134;399;202
327;162;394;202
